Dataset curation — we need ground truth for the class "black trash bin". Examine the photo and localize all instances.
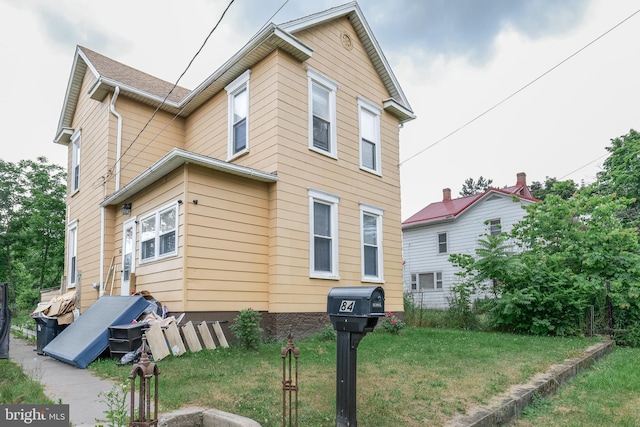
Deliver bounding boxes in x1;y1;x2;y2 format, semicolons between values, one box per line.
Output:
35;315;59;355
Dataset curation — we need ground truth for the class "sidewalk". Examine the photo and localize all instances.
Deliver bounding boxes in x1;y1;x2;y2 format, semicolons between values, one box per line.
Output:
8;337;118;427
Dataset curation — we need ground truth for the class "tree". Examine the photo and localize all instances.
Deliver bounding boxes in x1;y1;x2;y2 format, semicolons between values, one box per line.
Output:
530;177;579;200
459;176;493;197
451;189;640;343
596;129;640;225
0;158;66;312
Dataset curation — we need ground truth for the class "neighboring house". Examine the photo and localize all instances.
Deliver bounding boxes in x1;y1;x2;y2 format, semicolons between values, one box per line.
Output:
52;2;415;338
401;173;537;309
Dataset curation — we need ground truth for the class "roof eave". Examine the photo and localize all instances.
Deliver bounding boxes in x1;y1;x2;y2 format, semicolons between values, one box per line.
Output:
179;24;313;116
100;149;278;207
280;2;414;116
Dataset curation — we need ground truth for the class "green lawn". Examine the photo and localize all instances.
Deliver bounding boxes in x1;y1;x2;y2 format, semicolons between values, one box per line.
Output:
514;346;640;427
88;327;600;426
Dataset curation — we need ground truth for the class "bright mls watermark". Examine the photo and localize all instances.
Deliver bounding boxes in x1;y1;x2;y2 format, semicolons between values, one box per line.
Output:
1;404;69;427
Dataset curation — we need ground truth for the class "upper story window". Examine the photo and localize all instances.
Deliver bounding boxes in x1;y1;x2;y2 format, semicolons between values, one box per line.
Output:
361;204;384;282
358;98;382;175
225;70;251;160
140;203;178;263
308;68;338;158
438;232;448;254
309;188;340;279
489;219;502;236
67;220;78;288
71;129;81;193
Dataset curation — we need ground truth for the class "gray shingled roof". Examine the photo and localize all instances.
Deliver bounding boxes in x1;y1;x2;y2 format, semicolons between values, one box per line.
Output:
80;46;191;104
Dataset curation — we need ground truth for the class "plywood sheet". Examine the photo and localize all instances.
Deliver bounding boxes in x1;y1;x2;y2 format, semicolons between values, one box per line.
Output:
212;321;229;348
145;322;170;361
181;321;202;352
197;321;216;350
164;322;186;356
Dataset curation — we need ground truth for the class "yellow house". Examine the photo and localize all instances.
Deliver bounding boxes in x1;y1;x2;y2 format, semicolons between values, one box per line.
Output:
53;1;415;338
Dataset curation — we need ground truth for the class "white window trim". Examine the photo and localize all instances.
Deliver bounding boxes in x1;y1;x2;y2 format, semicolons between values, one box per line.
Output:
225;69;251;161
438;232;448;254
357;97;382;175
411;271;443;292
67;220;78;288
139;202;179;264
360;203;384;283
71;128;81;193
308;67;338;158
121;217;137;296
489;218;502;236
308;188;340;279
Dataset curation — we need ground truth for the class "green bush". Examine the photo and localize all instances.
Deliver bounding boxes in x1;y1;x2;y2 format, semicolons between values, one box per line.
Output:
379;311;405;334
229;308;263;350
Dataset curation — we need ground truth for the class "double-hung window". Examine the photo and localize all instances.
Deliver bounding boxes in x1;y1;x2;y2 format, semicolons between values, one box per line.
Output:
309;188;339;279
71;129;81;192
361;204;384;282
358;98;382;174
308;68;338;157
140;203;178;262
67;220;78;288
225;70;250;160
438;232;448;254
489;218;501;236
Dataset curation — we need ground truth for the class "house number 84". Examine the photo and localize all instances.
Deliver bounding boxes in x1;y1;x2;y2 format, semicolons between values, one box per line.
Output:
339;300;355;312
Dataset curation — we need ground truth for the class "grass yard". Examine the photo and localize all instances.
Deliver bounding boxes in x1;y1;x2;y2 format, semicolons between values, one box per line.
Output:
0;358;52;404
514;346;640;427
89;327;600;426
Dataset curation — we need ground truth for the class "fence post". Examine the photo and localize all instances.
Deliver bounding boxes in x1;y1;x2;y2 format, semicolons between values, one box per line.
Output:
129;337;160;427
281;332;299;427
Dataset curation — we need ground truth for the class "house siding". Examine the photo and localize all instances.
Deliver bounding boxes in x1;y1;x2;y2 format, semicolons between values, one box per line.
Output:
57;7;411;337
403;194;532;309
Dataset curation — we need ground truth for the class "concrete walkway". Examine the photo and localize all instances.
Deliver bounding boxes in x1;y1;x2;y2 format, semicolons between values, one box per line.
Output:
8;336;118;427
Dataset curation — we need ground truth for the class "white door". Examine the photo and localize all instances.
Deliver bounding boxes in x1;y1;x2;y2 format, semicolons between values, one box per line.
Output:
121;218;136;296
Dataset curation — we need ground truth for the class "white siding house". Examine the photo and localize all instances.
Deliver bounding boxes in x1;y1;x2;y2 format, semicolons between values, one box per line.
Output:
402;173;537;309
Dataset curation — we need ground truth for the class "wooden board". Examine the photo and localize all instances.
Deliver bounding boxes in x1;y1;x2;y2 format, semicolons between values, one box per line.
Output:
197;321;216;350
145;323;170;361
212;321;229;348
164;322;186;356
181;321;202;352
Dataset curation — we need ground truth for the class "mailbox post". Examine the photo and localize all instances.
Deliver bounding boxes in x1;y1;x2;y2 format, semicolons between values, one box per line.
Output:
327;286;384;427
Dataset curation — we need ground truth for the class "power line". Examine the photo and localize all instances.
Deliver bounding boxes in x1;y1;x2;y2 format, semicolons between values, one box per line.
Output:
111;0;237;179
398;7;640;168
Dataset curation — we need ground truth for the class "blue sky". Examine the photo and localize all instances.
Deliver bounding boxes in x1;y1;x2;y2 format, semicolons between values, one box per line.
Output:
1;0;638;219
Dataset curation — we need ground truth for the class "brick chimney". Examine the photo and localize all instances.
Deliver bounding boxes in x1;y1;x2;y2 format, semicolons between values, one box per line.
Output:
443;188;451;201
516;172;526;187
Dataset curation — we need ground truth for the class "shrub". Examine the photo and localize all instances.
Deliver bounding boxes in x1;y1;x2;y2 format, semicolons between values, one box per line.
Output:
230;308;263;350
380;311;405;334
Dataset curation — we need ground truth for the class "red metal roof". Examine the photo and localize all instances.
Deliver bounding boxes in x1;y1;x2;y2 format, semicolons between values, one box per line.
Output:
403;182;537;228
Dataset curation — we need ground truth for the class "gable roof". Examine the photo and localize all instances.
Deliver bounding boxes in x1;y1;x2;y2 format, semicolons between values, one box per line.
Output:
54;1;414;145
402;173;538;229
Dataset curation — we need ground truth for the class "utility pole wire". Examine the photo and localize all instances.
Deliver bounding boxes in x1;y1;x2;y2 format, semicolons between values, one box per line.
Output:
399;7;640;167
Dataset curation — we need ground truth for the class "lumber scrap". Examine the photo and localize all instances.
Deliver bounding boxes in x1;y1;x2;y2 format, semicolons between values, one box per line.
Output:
181;321;202;352
145;323;170;361
212;321;229;348
164;322;186;356
197;321;216;350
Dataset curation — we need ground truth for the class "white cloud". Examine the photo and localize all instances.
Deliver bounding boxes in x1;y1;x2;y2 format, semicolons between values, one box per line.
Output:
1;0;638;220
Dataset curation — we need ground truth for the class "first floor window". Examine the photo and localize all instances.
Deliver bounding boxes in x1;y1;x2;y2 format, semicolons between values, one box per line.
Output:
309;188;339;278
411;272;443;291
361;204;384;281
140;203;178;262
67;221;78;288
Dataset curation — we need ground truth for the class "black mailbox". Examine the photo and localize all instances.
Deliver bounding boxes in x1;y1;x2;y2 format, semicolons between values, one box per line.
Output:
327;286;384;333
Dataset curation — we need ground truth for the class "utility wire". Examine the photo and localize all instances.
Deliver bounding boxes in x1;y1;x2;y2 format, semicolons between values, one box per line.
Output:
398;7;640;167
110;0;236;180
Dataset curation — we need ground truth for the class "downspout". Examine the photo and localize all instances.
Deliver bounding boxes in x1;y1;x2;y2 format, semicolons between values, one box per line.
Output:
110;86;122;190
99;207;105;297
103;87;122;297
